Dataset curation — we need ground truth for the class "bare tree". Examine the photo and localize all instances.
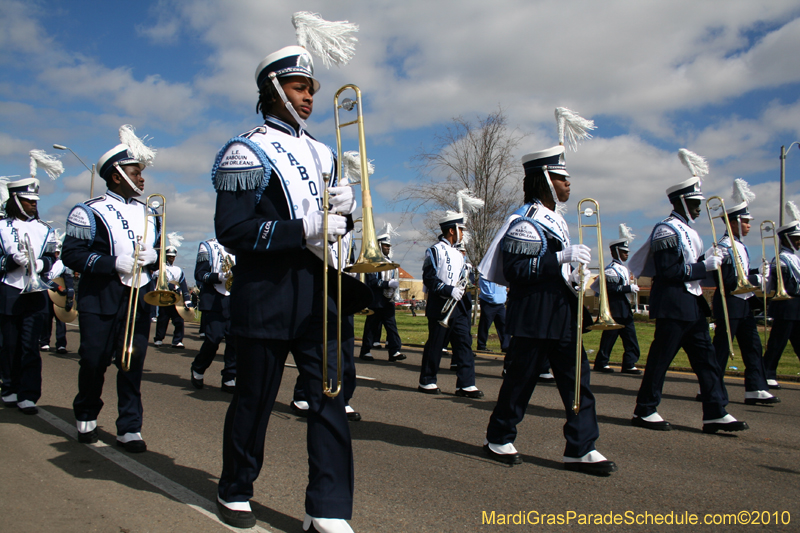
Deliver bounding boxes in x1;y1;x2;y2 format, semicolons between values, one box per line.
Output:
397;108;525;267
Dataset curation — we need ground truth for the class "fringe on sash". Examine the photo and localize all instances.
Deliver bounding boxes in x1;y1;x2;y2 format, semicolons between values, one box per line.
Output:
502;238;542;256
651;235;678;251
196;251;210;263
213;169;264;192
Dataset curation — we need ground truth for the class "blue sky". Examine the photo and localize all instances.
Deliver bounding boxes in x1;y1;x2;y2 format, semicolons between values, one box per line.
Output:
2;0;800;278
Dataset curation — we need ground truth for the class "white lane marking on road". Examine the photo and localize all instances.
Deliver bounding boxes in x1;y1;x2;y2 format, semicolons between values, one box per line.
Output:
284;362;376;381
37;408;273;533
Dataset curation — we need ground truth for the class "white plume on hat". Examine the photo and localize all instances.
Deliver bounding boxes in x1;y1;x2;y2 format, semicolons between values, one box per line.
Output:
379;221;400;238
119;125;156;167
456;189;485;217
167;232;184;249
555;107;596;152
786;201;800;224
619;223;635;242
341;151;374;185
293;11;358;68
29;150;64;180
0;176;13;207
678;149;709;179
731;178;755;205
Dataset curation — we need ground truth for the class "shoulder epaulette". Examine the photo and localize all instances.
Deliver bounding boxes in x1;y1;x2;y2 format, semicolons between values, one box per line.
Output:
651;223;678;251
502;216;546;256
211;137;269;193
65;204;96;242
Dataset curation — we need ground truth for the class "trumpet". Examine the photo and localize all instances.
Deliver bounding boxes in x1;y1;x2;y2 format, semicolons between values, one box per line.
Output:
20;233;54;294
121;194;179;372
760;220;792;346
574;199;623;414
438;263;470;328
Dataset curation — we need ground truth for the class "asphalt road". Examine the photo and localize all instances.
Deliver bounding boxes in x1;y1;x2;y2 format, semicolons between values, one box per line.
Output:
2;320;798;532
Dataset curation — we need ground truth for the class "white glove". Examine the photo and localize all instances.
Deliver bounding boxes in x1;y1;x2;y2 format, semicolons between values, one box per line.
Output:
569;264;591;288
184;300;192;308
303;210;347;242
327;186;357;215
387;279;399;288
450;286;464;301
12;251;28;268
218;269;232;282
629;284;640;293
759;262;770;278
557;244;591;265
703;249;723;271
35;259;44;273
137;246;158;267
116;255;136;274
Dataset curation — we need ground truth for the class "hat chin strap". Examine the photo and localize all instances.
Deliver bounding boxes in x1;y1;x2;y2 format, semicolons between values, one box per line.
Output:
13;195;34;221
679;196;694;225
269;73;308;131
114;163;143;196
543;168;567;215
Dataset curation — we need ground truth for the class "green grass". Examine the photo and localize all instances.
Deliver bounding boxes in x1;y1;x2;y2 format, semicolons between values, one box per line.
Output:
356;310;800;379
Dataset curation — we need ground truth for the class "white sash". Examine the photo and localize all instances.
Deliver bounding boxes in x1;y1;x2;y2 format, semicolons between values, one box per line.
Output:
205;240;233;296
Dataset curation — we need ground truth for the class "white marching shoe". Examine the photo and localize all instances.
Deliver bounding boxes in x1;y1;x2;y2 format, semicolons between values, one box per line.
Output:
303;514;354;533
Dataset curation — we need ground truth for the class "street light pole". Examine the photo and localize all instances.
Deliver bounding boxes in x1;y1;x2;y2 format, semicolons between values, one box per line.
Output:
779;142;800;226
53;144;96;197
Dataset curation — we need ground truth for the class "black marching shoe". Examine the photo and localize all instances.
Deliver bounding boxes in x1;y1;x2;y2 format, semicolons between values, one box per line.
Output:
17;401;38;415
358;353;374;361
702;415;749;434
483;443;522;465
455;388;484;399
290;401;310;418
417;385;440;395
594;366;614;373
346;406;362;422
564;461;618;476
220;381;236;394
389;352;406;362
744;391;781;405
620;367;642;375
631;415;672;431
190;369;204;390
77;428;98;444
116;438;147;453
216;499;256;529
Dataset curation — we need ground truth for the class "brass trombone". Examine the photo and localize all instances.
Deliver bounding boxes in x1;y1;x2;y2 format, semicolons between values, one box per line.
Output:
759;220;792;346
121;194;179;372
574;199;623;413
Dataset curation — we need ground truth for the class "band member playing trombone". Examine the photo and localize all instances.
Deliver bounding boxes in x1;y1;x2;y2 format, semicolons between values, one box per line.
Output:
0;158;60;414
710;180;778;405
592;224;641;374
628;149;747;433
212;30;369;530
762;201;800;389
62;127;159;451
418;202;483;398
152;235;191;349
479;118;616;475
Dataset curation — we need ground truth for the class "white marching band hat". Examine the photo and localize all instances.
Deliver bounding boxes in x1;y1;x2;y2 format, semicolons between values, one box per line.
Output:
609;223;635;251
376;222;398;246
726;178;755;221
778;201;800;238
97;125;156;182
166;232;184;256
1;149;65;207
667;149;708;202
439;189;484;231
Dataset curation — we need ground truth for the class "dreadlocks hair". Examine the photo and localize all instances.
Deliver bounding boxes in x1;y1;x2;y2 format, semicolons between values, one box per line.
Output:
256;81;281;120
523;168;553;204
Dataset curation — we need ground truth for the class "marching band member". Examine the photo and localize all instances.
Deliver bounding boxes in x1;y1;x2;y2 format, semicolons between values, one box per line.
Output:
62;126;159;451
710;180;778;405
190;238;236;392
0;150;61;414
358;224;405;362
480;108;616;475
212;13;370;531
41;237;74;354
418;190;484;398
591;224;641;374
629;149;747;433
762;201;800;389
152;233;191;349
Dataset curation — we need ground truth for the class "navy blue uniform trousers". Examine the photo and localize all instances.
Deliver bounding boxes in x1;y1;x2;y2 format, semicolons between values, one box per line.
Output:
635;318;727;420
73;297;151;435
476;300;509;351
219;331;353;518
419;308;476;389
296;314;356;405
713;314;768;393
191;298;236;382
359;307;401;357
763;319;800;381
1;306;47;403
154;304;184;344
487;335;599;458
40;301;67;349
594;321;640;370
